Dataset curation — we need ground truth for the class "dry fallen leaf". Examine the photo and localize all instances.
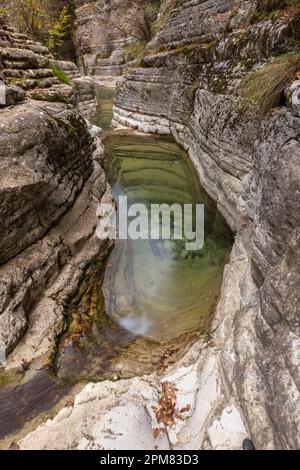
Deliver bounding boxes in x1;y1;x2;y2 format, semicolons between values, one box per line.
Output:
153;381;192;431
180;405;191;414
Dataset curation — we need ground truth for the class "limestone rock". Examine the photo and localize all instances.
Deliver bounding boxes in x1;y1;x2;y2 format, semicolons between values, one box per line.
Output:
112;0;300;449
74;0;159;81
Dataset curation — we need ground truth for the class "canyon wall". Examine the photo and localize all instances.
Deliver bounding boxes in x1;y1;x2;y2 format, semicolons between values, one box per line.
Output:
113;0;300;449
74;0;159;81
0;11;108;367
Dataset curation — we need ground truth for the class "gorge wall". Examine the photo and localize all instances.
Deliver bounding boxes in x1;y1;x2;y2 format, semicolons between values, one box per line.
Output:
74;0;159;81
0;11;109;369
112;0;300;449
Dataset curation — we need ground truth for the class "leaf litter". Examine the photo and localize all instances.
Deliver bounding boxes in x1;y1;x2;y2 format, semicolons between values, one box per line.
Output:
152;381;191;439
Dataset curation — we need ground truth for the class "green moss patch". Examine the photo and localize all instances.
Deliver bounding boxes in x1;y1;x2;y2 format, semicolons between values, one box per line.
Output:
48;61;71;85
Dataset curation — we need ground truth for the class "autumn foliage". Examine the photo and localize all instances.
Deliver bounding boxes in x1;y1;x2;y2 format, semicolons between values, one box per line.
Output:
152;381;191;439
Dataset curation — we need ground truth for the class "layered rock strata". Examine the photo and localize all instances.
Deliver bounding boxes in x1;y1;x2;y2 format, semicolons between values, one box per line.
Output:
111;0;300;450
74;0;158;82
0;14;109;373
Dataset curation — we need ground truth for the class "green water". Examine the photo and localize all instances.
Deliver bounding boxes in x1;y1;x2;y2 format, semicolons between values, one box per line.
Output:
102;134;233;340
91;86;115;129
55;92;233;383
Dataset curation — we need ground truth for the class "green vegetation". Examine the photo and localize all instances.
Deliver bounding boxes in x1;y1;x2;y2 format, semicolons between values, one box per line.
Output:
241;52;300;116
47;6;71;54
48;61;71;85
5;0;76;60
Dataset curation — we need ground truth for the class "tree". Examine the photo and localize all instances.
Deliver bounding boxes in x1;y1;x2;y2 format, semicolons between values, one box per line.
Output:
14;0;48;39
48;5;71;54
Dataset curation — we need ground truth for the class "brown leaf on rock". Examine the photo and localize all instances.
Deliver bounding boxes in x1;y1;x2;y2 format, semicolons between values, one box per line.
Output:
153;381;178;427
152;427;166;439
180;405;191;414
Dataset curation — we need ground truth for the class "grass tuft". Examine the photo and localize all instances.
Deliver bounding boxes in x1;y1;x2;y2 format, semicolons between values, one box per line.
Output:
48;61;71;85
241;52;300;116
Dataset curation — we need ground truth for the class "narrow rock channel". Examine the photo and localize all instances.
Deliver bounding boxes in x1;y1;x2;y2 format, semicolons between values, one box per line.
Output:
0;84;232;446
0;1;299;451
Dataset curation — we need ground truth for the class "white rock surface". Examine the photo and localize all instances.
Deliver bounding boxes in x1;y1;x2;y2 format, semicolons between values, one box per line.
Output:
208;406;247;450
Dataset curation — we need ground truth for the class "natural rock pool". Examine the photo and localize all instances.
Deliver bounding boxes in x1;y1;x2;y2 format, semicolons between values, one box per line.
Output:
102;134;233;341
56;91;233;383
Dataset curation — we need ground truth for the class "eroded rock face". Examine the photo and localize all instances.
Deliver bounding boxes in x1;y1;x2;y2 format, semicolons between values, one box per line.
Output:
0;102;93;264
0;11;108;365
112;0;300;449
74;0;158;81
